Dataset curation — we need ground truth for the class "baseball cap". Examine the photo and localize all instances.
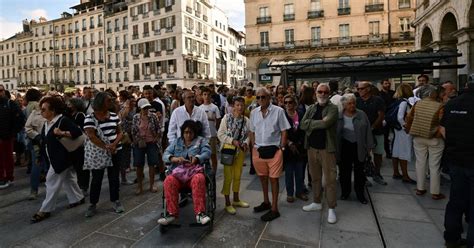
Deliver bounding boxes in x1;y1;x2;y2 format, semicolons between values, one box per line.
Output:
137;98;152;109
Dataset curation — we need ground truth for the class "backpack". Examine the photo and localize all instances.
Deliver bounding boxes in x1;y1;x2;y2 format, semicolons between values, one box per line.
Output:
385;99;410;130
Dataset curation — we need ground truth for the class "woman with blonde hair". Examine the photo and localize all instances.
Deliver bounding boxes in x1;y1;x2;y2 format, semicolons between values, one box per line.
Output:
391;83;416;184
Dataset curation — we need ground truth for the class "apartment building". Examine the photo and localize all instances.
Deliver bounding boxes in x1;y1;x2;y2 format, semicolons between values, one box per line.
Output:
242;0;416;85
0;36;18;91
228;27;247;87
210;6;229;85
412;0;473;86
128;0;214;89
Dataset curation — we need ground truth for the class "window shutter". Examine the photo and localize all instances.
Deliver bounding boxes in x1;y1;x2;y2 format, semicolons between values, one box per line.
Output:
138;43;143;54
172;37;176;49
172;16;176;27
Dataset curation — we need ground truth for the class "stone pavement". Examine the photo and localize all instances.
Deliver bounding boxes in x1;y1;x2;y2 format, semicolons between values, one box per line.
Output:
0;158;453;248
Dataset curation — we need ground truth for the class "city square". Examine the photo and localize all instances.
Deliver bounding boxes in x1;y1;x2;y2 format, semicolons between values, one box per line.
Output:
0;0;473;247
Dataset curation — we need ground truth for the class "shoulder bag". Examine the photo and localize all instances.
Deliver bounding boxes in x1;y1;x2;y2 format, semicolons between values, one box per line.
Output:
57;117;86;152
220;116;245;166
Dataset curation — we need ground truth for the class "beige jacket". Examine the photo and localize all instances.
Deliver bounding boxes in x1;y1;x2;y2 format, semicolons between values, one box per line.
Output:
217;114;250;150
25;107;46;140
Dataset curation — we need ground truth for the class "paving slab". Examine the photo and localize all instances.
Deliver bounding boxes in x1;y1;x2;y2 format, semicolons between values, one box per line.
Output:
371;193;432;222
72;232;135;248
367;177;412;195
320;228;382;248
380;218;444;248
258;238;308;248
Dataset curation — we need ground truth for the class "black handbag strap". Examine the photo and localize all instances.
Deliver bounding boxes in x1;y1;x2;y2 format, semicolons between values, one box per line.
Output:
235;117;245;141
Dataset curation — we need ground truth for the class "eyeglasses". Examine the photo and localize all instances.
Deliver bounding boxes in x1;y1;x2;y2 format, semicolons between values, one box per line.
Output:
256;95;267;100
284;101;294;104
317;91;329;95
357;87;368;91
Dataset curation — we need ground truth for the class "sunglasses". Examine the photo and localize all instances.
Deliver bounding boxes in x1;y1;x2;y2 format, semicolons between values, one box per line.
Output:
256;95;267;100
317;91;329;95
357;87;368;91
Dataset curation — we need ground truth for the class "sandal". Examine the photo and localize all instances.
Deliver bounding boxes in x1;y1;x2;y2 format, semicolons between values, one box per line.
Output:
415;189;427;195
30;212;51;224
402;178;417;185
432;194;446;200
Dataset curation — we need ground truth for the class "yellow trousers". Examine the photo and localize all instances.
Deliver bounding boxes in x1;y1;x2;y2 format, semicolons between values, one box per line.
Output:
221;149;246;195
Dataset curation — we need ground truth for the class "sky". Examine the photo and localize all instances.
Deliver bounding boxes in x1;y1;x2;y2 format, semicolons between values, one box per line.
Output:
0;0;245;40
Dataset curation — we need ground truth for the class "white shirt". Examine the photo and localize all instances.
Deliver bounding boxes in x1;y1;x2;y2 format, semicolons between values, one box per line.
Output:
154;97;166;132
199;103;221;137
44;114;63;134
330;94;343;114
84;99;94;115
249;104;291;147
167;105;211;143
409;87;421;106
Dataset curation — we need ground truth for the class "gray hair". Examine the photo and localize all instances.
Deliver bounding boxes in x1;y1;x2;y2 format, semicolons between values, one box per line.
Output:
340;93;357;107
68;98;86;113
316;83;330;92
256;87;271;96
416;84;437;99
92;92;111;111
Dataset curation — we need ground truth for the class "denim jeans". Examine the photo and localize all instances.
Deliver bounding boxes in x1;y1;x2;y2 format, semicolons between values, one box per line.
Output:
30;141;48;192
284;157;305;196
444;164;474;246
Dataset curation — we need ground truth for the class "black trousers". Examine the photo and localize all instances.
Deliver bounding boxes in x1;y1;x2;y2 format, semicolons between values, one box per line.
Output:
89;150;122;205
339;139;365;198
72;147;89;191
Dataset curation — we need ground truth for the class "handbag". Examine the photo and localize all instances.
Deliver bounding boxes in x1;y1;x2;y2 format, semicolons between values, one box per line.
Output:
83;114;113;170
257;146;279;159
220;116;245;166
171;163;204;184
57;117;86;152
363;154;376;177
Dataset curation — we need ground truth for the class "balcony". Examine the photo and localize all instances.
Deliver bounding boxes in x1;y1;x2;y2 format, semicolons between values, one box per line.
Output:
90;41;95;46
132;16;138;21
62;62;67;66
75;28;79;33
36;64;40;68
143;32;150;37
83;61;88;65
165;5;172;12
35;49;39;52
43;63;47;67
123;44;128;49
115;45;120;50
107;29;112;34
365;3;384;12
107;63;112;69
61;30;66;35
82;27;87;31
256;16;271;24
75;45;80;49
90;60;96;64
165;27;173;33
123;61;129;67
239;32;415;55
204;34;208;40
123;25;128;30
98;22;103;27
338;7;351;15
84;81;88;85
42;32;46;36
61;45;66;50
308;10;324;19
155;30;161;35
154;10;160;16
124;77;129;81
68;29;73;34
82;43;87;48
116;78;121;82
143;12;149;18
90;24;95;29
203;15;208;22
76;62;80;66
69;62;74;66
98;40;103;45
69;45;73;49
115;62;120;68
155;51;162;57
186;6;192;13
108;78;113;83
115;27;120;32
99;59;104;64
107;46;112;51
195;11;201;18
166;50;174;55
283;14;295;21
132;34;139;40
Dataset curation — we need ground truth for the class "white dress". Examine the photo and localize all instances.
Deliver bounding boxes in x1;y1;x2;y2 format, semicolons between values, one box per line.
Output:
392;101;414;161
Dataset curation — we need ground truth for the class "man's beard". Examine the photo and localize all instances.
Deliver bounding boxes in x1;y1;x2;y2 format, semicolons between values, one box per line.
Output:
317;96;328;105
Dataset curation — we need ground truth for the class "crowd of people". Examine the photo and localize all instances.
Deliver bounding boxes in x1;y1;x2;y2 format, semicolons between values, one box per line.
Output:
0;74;473;247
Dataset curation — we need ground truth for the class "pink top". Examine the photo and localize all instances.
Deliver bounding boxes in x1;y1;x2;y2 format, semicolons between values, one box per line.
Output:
291;112;299;130
139;116;155;143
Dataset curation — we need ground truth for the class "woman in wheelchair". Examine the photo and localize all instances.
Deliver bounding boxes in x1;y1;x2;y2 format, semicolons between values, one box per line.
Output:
159;120;212;226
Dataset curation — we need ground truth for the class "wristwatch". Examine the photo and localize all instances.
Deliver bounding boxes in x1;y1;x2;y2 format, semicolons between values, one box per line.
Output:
280;146;286;151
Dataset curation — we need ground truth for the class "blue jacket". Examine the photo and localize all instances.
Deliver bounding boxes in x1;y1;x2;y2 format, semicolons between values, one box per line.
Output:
163;136;211;170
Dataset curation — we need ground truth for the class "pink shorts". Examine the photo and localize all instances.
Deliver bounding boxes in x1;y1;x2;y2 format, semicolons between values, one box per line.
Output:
252;147;283;178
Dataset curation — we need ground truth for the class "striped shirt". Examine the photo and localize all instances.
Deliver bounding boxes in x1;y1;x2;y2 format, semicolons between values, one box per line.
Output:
84;112;122;150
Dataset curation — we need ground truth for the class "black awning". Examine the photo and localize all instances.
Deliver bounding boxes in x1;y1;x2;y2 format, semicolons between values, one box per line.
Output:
268;49;465;82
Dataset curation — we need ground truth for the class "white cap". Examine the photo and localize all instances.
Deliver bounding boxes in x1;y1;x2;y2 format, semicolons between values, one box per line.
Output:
137;98;152;109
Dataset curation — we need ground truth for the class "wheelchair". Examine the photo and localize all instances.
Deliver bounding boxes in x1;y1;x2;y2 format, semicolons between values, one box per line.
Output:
158;160;216;234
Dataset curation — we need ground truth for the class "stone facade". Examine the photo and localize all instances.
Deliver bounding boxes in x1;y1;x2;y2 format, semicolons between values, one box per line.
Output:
0;36;18;91
242;0;417;85
412;0;473;87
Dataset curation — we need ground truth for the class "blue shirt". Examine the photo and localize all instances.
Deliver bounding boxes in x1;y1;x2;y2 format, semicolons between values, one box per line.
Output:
163;136;211;170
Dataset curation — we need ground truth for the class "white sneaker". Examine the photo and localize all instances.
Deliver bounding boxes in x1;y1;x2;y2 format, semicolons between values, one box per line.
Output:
196;212;211;225
157;215;176;225
328;208;337;224
302;203;322;212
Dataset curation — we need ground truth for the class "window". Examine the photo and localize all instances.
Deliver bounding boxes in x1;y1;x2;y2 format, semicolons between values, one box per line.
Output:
310;0;321;10
260;31;269;47
339;24;350;40
259;7;269;17
367;0;380;4
369;21;380;36
339;0;349;8
399;17;410;32
115;19;120;29
311;27;321;42
284;4;294;15
399;0;410;8
165;0;173;7
285;29;294;46
82;19;86;29
90;17;94;27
